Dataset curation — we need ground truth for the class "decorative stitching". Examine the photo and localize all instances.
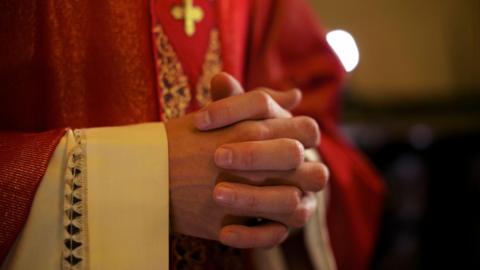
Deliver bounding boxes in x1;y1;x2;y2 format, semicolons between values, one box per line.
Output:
153;25;192;121
171;234;245;270
63;130;89;270
195;29;223;108
153;25;223;121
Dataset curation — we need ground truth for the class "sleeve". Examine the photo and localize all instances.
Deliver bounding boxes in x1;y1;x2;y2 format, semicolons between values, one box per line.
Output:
0;129;67;263
246;1;385;269
1;123;169;270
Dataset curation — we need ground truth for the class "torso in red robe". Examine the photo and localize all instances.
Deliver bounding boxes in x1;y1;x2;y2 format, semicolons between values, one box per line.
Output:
0;0;384;269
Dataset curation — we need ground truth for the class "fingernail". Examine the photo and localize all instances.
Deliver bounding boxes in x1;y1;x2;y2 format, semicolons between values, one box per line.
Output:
215;185;235;204
215;147;233;167
194;111;211;130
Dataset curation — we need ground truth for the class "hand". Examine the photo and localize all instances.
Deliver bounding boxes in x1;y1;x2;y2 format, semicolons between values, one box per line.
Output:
203;73;329;248
166;73;328;248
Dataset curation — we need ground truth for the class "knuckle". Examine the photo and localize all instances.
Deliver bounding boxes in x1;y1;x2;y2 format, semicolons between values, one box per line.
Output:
284;139;304;166
245;122;271;141
291;206;311;228
284;188;301;213
257;123;272;140
310;163;329;191
245;192;258;211
230;124;246;141
240;145;256;168
213;103;233;124
297;116;320;146
254;90;274;116
231;123;249;141
232;122;253;141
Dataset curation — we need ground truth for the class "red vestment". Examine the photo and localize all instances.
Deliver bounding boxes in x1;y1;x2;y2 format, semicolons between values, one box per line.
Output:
0;0;384;269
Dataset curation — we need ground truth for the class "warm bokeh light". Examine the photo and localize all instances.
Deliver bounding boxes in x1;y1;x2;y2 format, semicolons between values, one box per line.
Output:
326;29;360;72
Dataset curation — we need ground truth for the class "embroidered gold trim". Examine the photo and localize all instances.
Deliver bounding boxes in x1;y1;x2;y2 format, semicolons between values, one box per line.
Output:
196;29;223;108
63;130;89;270
153;25;192;121
153;25;222;120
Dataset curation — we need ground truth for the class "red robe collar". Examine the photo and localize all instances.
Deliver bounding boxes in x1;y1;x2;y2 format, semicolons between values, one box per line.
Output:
151;0;216;88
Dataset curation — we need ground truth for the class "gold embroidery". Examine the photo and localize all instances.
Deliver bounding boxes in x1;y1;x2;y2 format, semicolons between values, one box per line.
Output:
153;25;192;121
172;233;245;270
196;29;222;108
154;25;222;119
171;0;204;37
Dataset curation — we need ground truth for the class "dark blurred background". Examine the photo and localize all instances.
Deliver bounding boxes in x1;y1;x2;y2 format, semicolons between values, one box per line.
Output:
311;0;480;269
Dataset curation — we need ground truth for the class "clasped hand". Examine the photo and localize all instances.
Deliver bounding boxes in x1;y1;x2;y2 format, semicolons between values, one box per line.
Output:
166;73;329;249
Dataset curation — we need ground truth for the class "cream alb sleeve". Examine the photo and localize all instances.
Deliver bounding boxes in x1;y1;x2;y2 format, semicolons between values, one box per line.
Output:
1;123;169;270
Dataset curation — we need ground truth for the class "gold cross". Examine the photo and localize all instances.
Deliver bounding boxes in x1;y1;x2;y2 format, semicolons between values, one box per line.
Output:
171;0;204;37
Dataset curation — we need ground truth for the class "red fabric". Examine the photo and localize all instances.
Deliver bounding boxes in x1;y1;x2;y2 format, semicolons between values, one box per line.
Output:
0;0;159;132
216;0;251;83
0;0;384;269
152;0;216;91
0;129;66;262
244;1;385;269
0;0;160;263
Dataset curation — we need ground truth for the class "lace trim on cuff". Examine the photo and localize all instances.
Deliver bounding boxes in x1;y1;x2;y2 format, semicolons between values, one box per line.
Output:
63;130;89;270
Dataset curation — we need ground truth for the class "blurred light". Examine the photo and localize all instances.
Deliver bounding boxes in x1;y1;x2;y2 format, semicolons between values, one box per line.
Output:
326;30;360;72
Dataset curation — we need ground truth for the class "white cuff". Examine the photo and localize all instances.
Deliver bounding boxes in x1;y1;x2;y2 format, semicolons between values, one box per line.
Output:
2;123;170;270
85;123;169;270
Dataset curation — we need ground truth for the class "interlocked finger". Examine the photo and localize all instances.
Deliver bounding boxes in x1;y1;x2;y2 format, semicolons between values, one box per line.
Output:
214;138;304;171
232;116;320;148
220;161;329;193
218;222;289;249
194;90;293;130
213;183;317;228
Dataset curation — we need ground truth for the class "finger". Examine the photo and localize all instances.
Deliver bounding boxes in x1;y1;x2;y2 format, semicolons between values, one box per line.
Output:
213;182;302;215
257;87;302;111
213;183;317;228
194;90;292;131
220;161;330;193
215;139;304;170
219;222;289;249
210;72;302;111
232;116;320;148
274;192;317;228
210;72;244;101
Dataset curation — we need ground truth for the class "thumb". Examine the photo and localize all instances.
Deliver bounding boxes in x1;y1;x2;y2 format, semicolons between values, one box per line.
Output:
210;72;245;101
210;72;302;111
